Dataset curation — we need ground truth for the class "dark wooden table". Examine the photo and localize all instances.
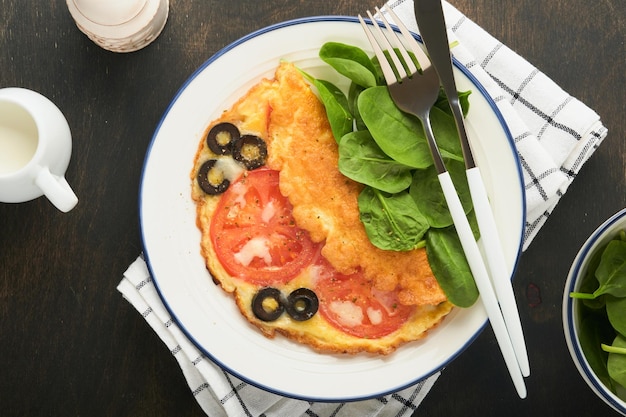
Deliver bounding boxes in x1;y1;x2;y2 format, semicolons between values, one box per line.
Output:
1;1;624;416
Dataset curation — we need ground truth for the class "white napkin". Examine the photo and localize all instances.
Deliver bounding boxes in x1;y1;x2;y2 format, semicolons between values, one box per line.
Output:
118;1;607;415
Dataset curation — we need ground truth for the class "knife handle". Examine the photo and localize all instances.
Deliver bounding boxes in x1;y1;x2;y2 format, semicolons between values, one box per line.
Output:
437;171;527;398
466;166;530;377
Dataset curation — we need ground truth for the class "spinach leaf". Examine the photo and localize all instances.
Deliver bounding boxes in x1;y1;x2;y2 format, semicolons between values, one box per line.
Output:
358;86;464;168
425;227;479;307
358;186;429;251
459;91;471;116
571;239;626;299
606;334;626;392
313;79;354;142
369;55;386;86
409;159;473;228
319;42;378;88
607;295;626;337
358;86;433;169
594;240;626;298
348;82;368;131
338;130;413;193
300;71;353;142
436;89;471;118
430;105;464;162
579;312;616;390
575;244;608;309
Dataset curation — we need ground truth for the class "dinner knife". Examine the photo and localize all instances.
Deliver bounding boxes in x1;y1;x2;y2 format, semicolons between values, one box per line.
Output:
413;0;530;378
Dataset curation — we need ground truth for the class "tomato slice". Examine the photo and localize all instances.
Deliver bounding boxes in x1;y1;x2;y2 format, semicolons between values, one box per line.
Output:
313;257;414;339
210;168;318;285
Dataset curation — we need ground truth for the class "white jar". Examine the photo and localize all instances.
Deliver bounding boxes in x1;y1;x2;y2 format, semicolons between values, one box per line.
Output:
66;0;169;53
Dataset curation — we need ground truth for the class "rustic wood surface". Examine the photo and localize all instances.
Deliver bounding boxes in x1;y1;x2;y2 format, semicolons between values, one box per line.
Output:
0;0;624;415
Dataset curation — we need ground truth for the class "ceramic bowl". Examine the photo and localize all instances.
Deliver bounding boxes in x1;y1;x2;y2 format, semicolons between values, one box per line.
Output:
563;208;626;416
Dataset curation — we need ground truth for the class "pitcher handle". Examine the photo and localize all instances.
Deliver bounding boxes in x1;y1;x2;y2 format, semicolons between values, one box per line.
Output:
35;167;78;212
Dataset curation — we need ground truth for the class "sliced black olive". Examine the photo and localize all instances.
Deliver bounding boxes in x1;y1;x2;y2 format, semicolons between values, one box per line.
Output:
232;134;267;170
252;287;285;322
206;122;240;155
286;288;318;321
197;159;230;195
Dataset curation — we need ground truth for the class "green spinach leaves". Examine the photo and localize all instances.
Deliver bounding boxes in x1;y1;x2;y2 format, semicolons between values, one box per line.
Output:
304;41;479;307
570;230;626;400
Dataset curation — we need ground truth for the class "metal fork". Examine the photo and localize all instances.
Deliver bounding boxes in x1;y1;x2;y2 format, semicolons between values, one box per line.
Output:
358;7;527;398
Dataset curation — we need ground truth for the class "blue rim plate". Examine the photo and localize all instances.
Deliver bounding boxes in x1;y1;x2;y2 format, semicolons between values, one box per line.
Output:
139;16;525;402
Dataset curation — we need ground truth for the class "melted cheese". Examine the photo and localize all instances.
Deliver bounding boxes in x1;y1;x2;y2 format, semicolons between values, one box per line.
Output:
261;200;276;223
215;157;245;183
233;237;271;266
228;181;248;210
330;301;364;328
366;307;383;326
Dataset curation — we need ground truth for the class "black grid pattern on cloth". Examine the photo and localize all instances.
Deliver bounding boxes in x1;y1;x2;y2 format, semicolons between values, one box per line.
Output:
388;379;426;417
445;9;607;245
220;371;253;416
210;371;430;417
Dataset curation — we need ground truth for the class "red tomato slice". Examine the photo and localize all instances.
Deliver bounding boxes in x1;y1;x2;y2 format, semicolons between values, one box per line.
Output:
313;257;414;339
210;168;318;285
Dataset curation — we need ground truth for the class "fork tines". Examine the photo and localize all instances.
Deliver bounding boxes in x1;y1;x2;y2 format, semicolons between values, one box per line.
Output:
358;7;431;84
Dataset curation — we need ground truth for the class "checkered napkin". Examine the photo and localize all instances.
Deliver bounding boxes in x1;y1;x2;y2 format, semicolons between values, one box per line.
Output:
117;1;607;415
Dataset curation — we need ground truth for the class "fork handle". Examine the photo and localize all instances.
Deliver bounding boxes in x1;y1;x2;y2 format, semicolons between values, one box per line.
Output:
466;167;530;377
437;171;527;398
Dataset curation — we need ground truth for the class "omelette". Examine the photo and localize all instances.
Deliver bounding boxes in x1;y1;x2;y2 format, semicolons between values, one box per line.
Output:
191;61;452;355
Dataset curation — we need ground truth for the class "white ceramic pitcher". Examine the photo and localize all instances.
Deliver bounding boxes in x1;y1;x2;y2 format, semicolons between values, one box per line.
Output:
0;88;78;212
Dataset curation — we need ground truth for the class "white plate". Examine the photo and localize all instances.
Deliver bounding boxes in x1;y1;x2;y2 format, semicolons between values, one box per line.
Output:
140;16;525;402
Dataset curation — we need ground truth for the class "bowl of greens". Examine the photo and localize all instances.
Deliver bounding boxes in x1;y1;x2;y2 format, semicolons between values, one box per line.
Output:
563;208;626;415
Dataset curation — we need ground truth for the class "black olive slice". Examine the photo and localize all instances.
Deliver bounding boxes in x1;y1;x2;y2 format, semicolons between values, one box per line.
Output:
197;159;230;195
206;122;240;155
286;288;319;321
232;134;267;170
252;287;285;322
